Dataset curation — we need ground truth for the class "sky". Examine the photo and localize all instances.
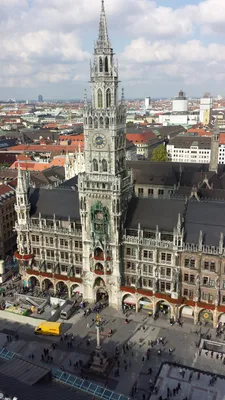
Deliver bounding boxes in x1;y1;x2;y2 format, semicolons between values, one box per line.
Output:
1;0;225;100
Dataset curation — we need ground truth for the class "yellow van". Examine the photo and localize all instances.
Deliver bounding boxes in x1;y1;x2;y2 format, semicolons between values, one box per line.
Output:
34;322;62;336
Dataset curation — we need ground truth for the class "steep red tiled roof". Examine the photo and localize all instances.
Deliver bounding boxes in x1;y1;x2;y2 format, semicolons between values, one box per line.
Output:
126;131;156;144
219;133;225;145
7;144;84;153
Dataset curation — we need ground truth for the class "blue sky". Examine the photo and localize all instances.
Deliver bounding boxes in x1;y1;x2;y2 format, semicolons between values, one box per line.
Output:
1;0;225;100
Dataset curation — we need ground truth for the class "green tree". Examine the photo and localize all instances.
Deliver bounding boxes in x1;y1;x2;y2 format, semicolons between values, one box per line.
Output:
151;144;168;162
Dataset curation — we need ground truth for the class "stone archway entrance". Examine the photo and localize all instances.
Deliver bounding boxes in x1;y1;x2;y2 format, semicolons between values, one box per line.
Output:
218;313;225;325
122;294;136;312
199;309;213;325
138;297;153;313
71;284;82;299
42;279;54;291
180;305;194;319
28;276;40;288
55;281;68;298
96;287;108;303
94;277;108;305
156;300;171;317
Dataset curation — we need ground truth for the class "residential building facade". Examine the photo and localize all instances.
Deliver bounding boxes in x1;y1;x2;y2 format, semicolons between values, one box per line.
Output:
0;183;17;260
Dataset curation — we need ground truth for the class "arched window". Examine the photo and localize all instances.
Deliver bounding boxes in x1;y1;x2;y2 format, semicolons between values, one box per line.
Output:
102;159;107;172
99;117;104;128
99;57;103;72
105;57;109;72
98;89;103;108
116;160;120;172
106;89;111;108
94;117;98;128
88;116;92;128
93;159;98;172
105;117;109;128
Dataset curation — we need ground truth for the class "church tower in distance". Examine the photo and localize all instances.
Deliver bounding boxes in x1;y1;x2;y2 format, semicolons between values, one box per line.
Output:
78;0;132;308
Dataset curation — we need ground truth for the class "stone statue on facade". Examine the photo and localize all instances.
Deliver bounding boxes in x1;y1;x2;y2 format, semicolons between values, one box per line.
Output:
153;278;158;293
172;269;179;292
215;276;221;305
136;263;141;288
195;274;201;301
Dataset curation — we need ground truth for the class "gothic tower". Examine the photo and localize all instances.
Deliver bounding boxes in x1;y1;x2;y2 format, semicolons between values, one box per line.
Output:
15;166;31;258
78;0;132;308
209;121;219;172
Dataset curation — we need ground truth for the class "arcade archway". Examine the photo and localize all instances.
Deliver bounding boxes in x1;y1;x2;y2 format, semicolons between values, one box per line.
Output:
42;279;54;291
138;297;153;312
199;309;213;324
122;293;136;311
28;276;40;288
71;284;82;299
55;281;68;297
179;305;194;319
156;300;171;316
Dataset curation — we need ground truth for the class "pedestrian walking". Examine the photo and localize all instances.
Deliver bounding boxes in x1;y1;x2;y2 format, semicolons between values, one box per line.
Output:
197;372;200;380
189;371;193;382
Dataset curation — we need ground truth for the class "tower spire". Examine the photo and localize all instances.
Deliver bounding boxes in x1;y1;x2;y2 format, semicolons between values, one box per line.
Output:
17;163;26;193
97;0;110;48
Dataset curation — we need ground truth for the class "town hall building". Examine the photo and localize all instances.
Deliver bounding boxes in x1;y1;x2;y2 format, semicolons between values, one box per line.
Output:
15;0;225;327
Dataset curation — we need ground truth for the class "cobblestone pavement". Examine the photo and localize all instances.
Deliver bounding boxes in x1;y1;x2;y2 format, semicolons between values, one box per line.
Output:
151;363;225;400
0;308;224;398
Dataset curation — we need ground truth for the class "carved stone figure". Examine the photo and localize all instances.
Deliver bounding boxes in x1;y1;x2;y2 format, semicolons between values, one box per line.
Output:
195;274;201;301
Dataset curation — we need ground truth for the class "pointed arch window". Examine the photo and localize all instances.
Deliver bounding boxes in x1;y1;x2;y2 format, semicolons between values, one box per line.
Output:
102;159;108;172
93;159;98;172
94;117;98;128
105;57;109;73
99;117;104;128
99;57;103;72
98;89;103;108
88;116;92;128
106;89;111;108
105;117;109;128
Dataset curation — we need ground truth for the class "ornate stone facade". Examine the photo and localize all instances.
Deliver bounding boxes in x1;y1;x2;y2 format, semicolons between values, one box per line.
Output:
78;0;132;308
14;1;225;327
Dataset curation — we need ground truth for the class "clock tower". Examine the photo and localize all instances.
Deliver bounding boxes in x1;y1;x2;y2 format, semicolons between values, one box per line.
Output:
78;0;132;308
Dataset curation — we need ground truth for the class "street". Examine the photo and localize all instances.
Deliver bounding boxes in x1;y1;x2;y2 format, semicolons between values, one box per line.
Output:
0;307;224;398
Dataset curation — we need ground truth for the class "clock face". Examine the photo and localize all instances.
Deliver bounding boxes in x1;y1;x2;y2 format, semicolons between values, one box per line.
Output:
93;134;106;149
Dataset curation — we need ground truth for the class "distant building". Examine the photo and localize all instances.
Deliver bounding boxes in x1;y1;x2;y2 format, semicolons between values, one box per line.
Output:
145;97;151;112
38;95;44;103
199;93;213;125
172;90;188;112
167;135;211;164
159;90;199;127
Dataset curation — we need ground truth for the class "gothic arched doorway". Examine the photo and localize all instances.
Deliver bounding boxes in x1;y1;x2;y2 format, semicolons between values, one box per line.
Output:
42;279;54;291
28;276;40;288
94;277;108;305
96;287;108;304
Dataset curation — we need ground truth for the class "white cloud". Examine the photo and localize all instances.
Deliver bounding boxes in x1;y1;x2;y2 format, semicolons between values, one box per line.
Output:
1;0;225;97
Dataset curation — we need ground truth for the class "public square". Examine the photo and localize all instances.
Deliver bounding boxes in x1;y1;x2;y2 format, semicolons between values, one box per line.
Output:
0;307;225;399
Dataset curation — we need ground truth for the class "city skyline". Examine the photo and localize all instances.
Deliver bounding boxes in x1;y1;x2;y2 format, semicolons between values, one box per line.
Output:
1;0;225;100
